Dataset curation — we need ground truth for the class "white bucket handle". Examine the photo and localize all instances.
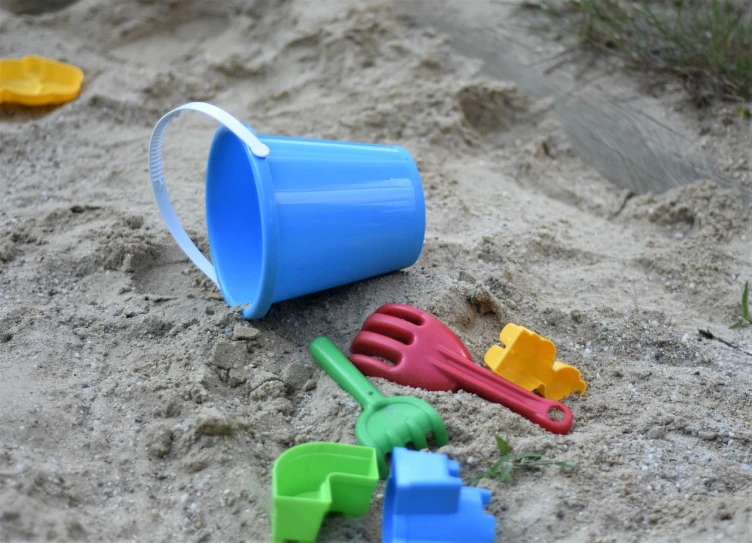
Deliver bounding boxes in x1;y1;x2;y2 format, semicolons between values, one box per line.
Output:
148;102;270;285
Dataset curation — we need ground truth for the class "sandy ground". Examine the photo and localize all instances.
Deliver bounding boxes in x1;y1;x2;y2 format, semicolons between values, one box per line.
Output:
1;0;752;542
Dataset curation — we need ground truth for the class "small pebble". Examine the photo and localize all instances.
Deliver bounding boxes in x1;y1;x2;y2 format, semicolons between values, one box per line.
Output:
233;324;261;342
303;379;317;392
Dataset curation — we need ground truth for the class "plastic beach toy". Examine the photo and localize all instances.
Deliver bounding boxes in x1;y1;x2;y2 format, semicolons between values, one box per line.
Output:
148;102;426;320
309;337;448;478
350;303;573;434
272;442;379;543
484;324;587;401
0;55;83;106
383;447;496;543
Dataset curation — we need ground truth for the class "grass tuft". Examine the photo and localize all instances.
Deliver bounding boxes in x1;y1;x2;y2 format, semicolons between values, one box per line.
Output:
538;0;752;103
730;280;752;329
472;434;580;485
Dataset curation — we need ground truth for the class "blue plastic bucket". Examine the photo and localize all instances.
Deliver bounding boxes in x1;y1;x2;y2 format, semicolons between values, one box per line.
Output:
148;103;426;320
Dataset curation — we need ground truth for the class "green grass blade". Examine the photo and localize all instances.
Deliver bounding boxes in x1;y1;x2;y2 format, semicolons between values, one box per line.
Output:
514;452;547;461
472;470;494;485
495;435;513;456
741;281;749;319
498;463;514;482
521;460;581;469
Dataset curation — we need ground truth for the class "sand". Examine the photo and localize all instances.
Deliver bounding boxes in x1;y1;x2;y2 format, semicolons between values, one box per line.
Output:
1;0;751;542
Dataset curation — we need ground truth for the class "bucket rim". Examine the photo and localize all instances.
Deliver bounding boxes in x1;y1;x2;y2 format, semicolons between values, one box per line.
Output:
207;124;279;320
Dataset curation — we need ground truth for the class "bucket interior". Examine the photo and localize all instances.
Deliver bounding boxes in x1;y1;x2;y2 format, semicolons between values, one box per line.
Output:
206;129;264;307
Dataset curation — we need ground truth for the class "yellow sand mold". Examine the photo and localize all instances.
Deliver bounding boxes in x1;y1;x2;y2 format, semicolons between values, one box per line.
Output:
0;55;83;106
484;324;587;401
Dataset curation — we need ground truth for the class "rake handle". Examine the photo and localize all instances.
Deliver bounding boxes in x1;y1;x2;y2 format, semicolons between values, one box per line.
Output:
434;346;573;434
310;337;384;410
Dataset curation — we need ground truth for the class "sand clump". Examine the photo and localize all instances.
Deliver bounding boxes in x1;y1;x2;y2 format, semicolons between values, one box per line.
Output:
1;0;752;542
625;181;750;241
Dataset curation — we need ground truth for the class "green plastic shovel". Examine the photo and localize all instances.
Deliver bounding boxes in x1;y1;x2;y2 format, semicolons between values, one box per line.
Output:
310;337;449;478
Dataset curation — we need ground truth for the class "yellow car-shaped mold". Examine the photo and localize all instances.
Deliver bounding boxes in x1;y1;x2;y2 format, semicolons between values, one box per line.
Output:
484;323;587;401
0;55;83;106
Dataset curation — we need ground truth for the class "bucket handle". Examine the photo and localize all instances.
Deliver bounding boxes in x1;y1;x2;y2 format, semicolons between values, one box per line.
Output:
147;102;271;285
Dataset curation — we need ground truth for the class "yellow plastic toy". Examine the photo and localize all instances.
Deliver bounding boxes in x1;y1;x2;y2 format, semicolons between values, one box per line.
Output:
0;55;83;106
484;324;586;401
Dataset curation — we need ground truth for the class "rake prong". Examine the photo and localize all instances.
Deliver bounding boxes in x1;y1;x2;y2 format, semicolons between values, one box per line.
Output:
405;418;429;450
385;429;404;453
350;330;405;365
349;353;398;380
361;313;416;344
377;303;428;326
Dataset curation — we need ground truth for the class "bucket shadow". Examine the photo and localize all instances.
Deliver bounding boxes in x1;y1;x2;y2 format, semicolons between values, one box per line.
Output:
258;271;423;347
131;242;209;300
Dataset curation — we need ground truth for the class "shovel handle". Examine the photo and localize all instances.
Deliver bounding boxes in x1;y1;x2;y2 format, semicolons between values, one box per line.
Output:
310;337;384;410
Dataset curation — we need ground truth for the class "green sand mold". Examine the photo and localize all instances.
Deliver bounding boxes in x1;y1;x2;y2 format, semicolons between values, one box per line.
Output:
271;442;379;543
